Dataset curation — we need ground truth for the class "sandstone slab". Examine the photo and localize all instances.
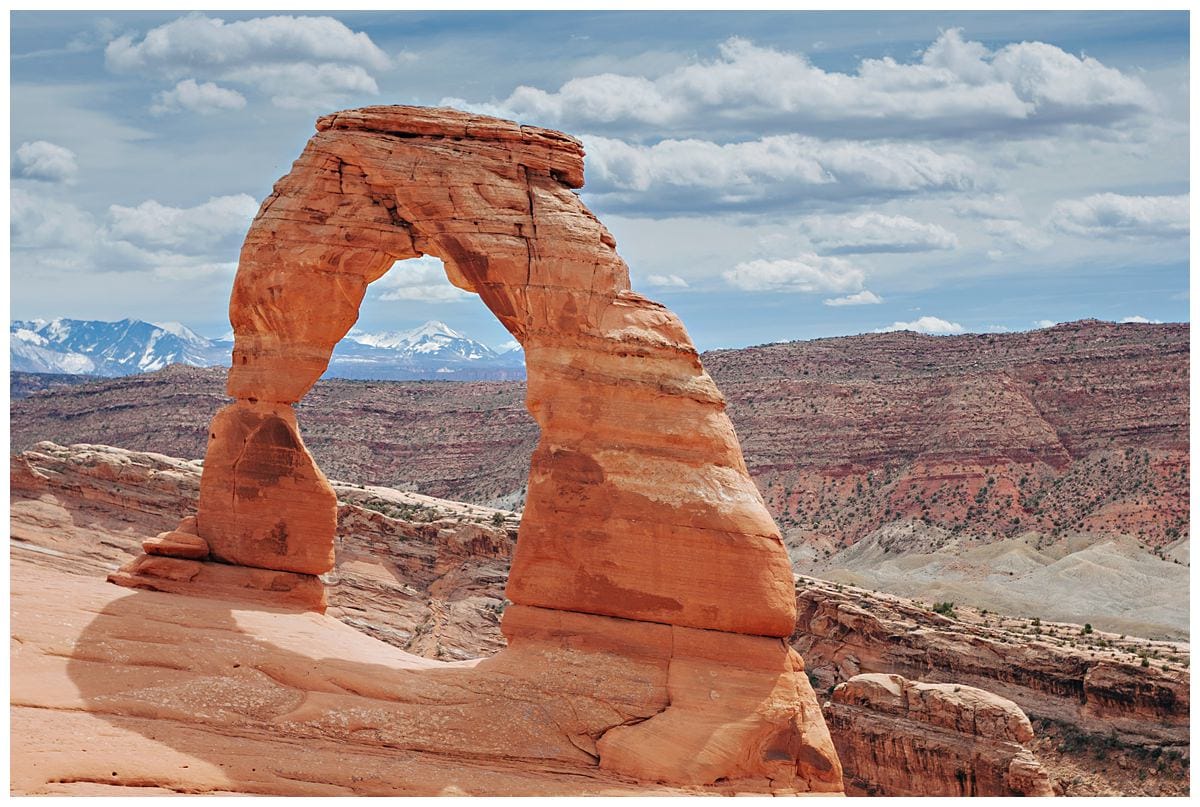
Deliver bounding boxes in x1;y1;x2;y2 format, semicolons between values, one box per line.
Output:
108;554;326;612
14;560;837;795
143;529;209;559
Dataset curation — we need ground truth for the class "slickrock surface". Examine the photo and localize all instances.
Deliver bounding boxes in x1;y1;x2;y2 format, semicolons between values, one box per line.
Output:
12;443;837;795
12;442;1189;795
824;673;1054;796
81;106;840;790
10;561;696;796
10;442;516;660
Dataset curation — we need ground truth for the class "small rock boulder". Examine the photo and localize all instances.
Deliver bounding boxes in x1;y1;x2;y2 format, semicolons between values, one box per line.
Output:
143;530;209;560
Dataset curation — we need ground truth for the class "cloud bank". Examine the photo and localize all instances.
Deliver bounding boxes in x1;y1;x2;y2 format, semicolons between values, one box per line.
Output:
451;29;1154;140
107;14;390;110
1049;193;1188;239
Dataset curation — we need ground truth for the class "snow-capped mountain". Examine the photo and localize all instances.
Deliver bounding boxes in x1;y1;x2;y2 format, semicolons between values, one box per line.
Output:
10;318;227;376
10;318;525;381
332;320;524;380
347;320;497;362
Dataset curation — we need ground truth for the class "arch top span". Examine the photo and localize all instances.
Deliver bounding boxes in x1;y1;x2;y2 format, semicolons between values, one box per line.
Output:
315;105;587;188
227;105;624;404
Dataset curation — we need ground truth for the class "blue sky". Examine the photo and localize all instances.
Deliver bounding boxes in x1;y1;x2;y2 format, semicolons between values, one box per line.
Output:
10;10;1190;350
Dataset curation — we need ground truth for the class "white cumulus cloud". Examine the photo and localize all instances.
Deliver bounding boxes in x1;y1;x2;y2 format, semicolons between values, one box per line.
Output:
645;273;689;288
804;212;958;254
14;141;78;183
824;290;883;306
11;188;98;250
582;133;978;214
876;316;965;335
723;255;863;294
451;29;1154;140
151;79;246;115
227;63;382;109
108;194;260;248
374;255;473;303
13;187;246;280
1119;315;1163;324
106;14;390;109
1049;192;1188;239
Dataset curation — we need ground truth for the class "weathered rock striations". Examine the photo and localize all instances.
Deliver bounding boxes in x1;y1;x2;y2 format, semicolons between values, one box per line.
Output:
824;673;1054;796
10;441;519;659
705;320;1189;551
793;576;1189;747
14;320;1187;553
103;106;840;791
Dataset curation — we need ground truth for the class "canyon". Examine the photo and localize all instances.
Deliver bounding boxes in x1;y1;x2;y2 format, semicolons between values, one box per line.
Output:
13;319;1189;636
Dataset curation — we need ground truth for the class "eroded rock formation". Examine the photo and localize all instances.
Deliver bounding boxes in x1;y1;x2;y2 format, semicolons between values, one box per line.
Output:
825;673;1055;796
792;576;1190;747
105;106;840;791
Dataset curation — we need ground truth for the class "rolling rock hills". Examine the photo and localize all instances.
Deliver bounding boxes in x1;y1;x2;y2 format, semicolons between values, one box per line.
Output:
12;319;1189;637
10;442;1189;795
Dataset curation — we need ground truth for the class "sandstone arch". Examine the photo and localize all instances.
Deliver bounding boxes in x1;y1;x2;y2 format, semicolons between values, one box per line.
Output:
110;106;841;790
207;106;794;635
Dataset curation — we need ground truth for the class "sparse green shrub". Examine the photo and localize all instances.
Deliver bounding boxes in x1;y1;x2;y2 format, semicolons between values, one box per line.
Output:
933;601;956;618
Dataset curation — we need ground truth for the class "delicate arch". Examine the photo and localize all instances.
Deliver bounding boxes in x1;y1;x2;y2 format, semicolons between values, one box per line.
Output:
196;106;796;637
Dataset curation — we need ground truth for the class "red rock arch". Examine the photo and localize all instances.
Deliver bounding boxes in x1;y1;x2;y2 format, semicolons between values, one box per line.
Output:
195;106;796;637
108;106;843;790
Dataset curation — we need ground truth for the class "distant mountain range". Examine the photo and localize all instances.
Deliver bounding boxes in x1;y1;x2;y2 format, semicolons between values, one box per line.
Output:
9;318;525;381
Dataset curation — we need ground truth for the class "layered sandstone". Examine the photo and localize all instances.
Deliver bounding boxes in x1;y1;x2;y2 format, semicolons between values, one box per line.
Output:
824;673;1054;796
793;576;1189;746
10;441;518;659
102;105;839;790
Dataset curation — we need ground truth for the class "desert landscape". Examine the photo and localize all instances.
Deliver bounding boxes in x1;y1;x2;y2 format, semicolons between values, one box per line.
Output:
9;9;1190;800
10;439;1189;795
14;319;1190;640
